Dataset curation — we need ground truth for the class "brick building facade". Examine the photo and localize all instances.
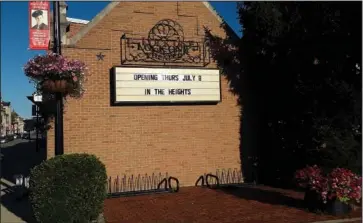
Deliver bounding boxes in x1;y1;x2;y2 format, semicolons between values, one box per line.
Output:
47;2;242;187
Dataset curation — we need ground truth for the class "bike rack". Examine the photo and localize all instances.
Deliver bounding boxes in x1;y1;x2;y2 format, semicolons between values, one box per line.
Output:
107;176;180;198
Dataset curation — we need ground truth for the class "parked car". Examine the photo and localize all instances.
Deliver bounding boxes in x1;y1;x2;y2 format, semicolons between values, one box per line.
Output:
0;136;7;144
22;133;30;139
6;135;14;141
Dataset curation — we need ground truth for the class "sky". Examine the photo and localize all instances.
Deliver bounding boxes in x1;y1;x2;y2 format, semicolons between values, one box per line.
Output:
0;1;241;119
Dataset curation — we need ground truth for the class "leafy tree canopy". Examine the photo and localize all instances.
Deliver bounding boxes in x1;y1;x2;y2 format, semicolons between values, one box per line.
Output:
208;2;361;185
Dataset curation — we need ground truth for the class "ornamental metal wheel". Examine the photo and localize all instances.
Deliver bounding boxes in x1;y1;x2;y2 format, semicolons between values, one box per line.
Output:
147;19;185;62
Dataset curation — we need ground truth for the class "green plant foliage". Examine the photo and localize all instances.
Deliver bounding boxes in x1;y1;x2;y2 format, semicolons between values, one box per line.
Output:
29;153;107;223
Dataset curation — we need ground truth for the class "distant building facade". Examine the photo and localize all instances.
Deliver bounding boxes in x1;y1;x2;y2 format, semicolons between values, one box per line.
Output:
1;101;12;136
12;116;25;134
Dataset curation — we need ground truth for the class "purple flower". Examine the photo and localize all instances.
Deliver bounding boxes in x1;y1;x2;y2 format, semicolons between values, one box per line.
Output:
24;53;88;79
23;52;89;99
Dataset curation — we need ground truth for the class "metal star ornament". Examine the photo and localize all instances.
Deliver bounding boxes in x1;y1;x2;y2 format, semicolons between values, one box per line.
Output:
96;52;105;61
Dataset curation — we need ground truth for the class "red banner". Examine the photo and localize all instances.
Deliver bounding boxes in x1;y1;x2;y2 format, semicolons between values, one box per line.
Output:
29;1;50;50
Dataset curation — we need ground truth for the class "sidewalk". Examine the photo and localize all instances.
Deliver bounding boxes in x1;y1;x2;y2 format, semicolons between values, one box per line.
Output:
312;218;362;223
1;178;29;223
1;139;45;223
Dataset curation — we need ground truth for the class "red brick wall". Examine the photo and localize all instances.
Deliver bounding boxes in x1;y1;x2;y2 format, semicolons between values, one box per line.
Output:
47;2;242;187
67;23;86;39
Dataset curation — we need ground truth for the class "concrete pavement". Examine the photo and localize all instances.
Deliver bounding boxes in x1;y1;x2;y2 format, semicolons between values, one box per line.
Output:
1;178;29;223
311;218;362;223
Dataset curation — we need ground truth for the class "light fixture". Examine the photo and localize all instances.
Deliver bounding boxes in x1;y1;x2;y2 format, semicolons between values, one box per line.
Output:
14;174;23;186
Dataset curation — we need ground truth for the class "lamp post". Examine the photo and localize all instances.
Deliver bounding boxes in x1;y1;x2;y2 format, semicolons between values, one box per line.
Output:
52;2;64;156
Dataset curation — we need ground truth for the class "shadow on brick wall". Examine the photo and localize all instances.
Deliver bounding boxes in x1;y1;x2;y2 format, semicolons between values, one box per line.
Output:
205;21;305;188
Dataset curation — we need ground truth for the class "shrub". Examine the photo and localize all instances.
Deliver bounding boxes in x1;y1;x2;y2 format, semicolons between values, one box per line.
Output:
29;153;107;223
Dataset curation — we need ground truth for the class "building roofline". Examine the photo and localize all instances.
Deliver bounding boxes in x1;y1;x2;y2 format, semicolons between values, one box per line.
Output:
202;2;239;40
67;17;89;25
68;2;119;45
68;2;239;45
1;101;10;106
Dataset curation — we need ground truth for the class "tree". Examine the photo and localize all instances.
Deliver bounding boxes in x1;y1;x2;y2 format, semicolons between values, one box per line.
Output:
208;2;361;186
11;110;19;124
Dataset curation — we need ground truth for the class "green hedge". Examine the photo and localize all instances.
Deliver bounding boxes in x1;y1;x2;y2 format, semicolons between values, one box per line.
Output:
29;153;107;223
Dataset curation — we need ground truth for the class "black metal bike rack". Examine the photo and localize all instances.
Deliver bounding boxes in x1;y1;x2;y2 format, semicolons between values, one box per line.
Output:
195;169;257;189
107;175;180;198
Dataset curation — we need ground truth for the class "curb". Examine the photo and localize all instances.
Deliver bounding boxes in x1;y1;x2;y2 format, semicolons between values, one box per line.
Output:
311;218;361;223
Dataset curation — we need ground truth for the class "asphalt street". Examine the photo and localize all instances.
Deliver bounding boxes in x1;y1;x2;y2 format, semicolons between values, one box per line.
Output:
1;138;30;148
1;135;44;223
1;131;43;147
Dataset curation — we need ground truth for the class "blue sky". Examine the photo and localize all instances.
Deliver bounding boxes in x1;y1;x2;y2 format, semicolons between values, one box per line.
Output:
1;1;241;119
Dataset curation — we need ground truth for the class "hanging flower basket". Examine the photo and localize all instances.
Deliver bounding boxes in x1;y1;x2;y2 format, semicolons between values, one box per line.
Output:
24;53;88;98
42;80;74;93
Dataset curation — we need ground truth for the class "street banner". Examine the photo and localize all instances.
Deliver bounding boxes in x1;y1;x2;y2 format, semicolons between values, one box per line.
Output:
29;1;50;50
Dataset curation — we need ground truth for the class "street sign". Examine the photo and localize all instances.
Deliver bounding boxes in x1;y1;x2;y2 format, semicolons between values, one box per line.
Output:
33;94;42;102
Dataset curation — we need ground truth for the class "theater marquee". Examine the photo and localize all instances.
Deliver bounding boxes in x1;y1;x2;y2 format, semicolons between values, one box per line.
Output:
111;67;221;105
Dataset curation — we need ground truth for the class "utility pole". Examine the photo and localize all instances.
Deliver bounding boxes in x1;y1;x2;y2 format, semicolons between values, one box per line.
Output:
36;105;39;152
53;1;64;155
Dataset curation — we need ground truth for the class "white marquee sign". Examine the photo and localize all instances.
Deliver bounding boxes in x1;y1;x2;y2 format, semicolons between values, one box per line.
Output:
111;67;221;104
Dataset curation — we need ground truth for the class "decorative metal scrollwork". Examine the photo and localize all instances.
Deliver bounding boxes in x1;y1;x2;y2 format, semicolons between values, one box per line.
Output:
120;19;210;67
147;19;184;62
